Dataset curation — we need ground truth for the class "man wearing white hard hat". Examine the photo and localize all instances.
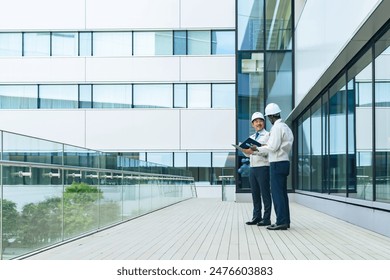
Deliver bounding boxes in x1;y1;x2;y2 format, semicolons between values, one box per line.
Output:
241;112;272;227
253;103;294;230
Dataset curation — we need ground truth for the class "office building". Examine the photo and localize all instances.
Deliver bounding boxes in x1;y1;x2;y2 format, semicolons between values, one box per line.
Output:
1;0;390;238
0;0;236;187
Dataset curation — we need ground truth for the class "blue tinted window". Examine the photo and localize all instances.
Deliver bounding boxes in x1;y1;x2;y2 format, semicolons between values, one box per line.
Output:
187;84;211;108
174;84;186;108
133;84;173;108
39;85;78;108
52;32;78;56
79;32;92;56
174;31;187;55
134;32;173;55
0;85;37;108
24;33;50;56
93;32;132;56
0;33;22;56
188;31;211;55
93;85;132;108
212;84;235;108
212;31;235;55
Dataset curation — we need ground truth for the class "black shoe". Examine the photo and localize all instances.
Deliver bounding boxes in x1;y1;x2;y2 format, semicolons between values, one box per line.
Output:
256;220;271;226
266;223;288;230
246;219;260;225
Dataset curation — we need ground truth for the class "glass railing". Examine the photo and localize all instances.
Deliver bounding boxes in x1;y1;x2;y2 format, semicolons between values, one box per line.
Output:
0;130;195;260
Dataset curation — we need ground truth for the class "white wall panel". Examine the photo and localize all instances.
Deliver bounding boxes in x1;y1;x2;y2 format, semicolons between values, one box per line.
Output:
85;57;180;83
180;109;235;150
180;0;235;29
180;56;235;82
86;0;180;30
0;110;86;147
0;58;86;83
85;110;180;151
0;0;85;30
0;109;235;152
295;0;381;105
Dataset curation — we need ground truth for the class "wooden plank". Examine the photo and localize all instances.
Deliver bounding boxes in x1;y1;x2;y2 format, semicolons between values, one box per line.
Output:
25;198;390;260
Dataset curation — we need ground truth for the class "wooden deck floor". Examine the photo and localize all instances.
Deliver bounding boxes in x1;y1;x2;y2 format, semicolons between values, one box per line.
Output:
25;198;390;260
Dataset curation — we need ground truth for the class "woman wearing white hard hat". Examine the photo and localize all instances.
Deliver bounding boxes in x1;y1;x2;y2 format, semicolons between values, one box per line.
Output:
241;112;272;227
253;103;294;230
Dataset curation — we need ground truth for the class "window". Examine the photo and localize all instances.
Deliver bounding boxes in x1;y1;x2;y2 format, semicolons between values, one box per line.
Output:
93;85;132;108
39;85;78;108
0;33;22;56
79;85;92;108
0;85;37;109
211;31;235;55
93;32;132;56
24;32;50;56
79;32;92;56
188;31;211;55
147;153;173;166
174;84;186;108
174;31;187;55
133;84;173;108
174;152;187;167
212;84;235;108
51;32;78;56
133;31;173;55
187;84;211;108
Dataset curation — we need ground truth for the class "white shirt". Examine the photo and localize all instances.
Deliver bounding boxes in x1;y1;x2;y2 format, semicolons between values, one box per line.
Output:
244;129;270;167
256;119;294;163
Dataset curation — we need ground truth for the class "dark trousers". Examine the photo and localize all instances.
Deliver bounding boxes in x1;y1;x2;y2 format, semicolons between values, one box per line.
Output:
270;161;290;225
249;166;271;222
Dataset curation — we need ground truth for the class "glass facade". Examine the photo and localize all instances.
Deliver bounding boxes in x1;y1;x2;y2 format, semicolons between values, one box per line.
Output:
0;30;234;57
0;130;195;260
295;25;390;204
236;0;293;191
0;83;234;110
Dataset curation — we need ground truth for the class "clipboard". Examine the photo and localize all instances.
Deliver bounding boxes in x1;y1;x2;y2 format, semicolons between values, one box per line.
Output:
232;137;261;152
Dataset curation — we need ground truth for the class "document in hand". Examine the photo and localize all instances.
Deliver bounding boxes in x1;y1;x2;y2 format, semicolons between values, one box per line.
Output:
231;137;262;152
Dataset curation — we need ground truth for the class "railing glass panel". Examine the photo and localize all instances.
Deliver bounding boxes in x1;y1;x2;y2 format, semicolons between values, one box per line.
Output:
0;130;195;259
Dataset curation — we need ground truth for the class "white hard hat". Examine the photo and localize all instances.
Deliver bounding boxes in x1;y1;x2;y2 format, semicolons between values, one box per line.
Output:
251;112;265;122
264;103;281;116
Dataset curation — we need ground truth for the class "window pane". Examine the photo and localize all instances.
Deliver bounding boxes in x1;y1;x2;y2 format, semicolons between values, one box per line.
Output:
93;32;132;56
133;32;173;55
24;32;50;56
187;84;211;108
311;99;323;192
174;84;186;108
133;84;173;108
375;33;390;203
237;0;264;50
212;31;235;55
212;84;235;108
266;51;293;115
0;85;37;108
39;85;78;108
0;33;22;56
212;152;235;168
174;31;186;55
79;85;92;108
188;31;211;55
329;76;347;195
348;50;373;200
93;85;132;108
174;152;187;167
147;152;173;166
79;32;92;56
265;0;292;50
188;152;211;167
52;32;78;56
